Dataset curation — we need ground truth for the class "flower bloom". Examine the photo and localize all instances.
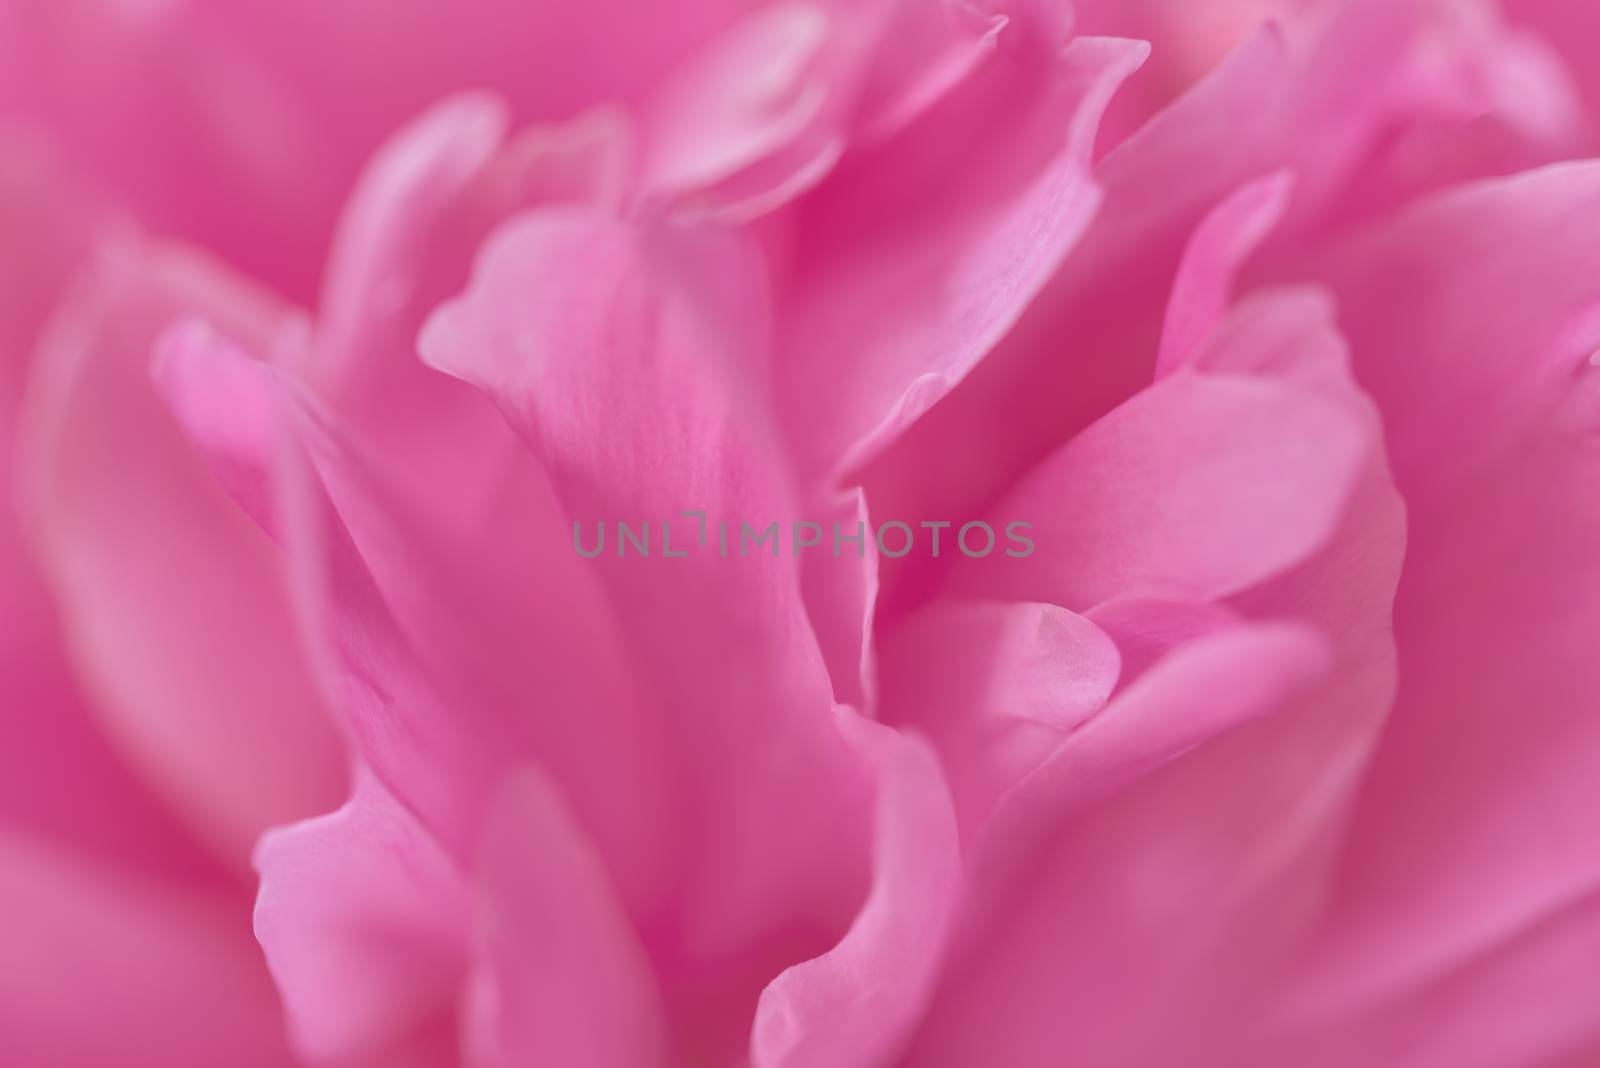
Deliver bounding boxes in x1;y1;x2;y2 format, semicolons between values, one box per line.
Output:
3;1;1599;1065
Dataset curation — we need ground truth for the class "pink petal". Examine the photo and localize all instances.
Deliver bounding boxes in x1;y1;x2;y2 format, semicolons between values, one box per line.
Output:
15;236;345;871
1070;0;1278;154
0;137;211;878
311;92;629;395
859;25;1294;534
962;370;1370;610
421;208;874;960
640;4;839;208
911;621;1331;1068
799;488;881;713
868;0;1575;532
751;711;961;1068
152;319;283;535
1269;160;1600;1027
778;32;1149;479
1263;892;1600;1067
1505;0;1600;142
846;0;1008;144
1156;169;1294;377
253;766;471;1064
468;770;667;1068
879;599;1121;842
914;283;1404;1066
158;312;681;922
307;95;631;528
0;831;295;1068
0;0;756;300
1084;596;1239;691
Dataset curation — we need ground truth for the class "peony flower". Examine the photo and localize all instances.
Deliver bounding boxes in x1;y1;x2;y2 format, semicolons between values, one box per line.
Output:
2;1;1598;1066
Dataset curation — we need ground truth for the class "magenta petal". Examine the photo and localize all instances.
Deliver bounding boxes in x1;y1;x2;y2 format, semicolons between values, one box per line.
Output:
1264;892;1600;1067
0;832;295;1068
846;0;1008;144
778;33;1149;479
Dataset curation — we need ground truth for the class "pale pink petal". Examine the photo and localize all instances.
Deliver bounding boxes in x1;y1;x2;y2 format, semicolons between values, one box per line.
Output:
254;765;471;1064
879;599;1120;843
313;93;511;382
1504;0;1600;141
962;370;1369;610
641;4;838;208
307;95;632;526
1070;0;1277;153
468;770;667;1068
1156;169;1294;377
974;621;1331;863
751;711;961;1068
292;98;640;692
1265;160;1600;1030
152;319;282;535
421;209;874;965
911;621;1330;1068
639;0;1012;222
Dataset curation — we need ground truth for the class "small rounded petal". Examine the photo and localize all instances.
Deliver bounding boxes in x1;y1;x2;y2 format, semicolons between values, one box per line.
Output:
879;600;1121;841
911;621;1333;1068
